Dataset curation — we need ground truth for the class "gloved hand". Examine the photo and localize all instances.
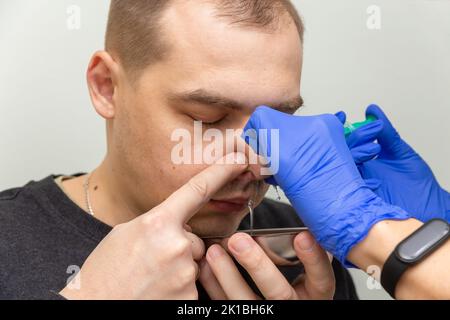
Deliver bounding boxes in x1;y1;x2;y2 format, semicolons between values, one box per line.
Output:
243;106;410;266
338;104;450;222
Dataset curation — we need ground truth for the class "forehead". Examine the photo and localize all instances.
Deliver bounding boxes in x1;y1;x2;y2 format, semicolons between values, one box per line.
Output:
157;0;302;105
162;1;302;66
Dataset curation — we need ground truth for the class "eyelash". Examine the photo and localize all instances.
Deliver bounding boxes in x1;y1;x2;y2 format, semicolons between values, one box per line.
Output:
190;116;227;127
202;118;225;127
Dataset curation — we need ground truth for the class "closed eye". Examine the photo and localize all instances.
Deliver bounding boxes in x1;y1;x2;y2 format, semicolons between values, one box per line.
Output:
189;115;227;127
202;118;225;127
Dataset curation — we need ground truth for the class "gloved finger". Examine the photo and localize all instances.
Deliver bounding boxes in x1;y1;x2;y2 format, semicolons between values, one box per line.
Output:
263;112;349;187
335;111;347;124
365;104;411;157
264;176;278;186
364;178;382;191
346;119;384;149
242;106;280;186
350;143;381;165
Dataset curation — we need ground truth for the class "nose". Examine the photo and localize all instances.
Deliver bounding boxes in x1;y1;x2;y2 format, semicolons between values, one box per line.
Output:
235;170;260;185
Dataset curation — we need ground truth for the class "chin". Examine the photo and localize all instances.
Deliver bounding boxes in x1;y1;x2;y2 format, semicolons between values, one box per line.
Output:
188;212;246;238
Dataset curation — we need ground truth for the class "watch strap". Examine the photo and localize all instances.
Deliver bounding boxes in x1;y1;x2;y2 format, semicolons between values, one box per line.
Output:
380;250;409;298
380;219;450;299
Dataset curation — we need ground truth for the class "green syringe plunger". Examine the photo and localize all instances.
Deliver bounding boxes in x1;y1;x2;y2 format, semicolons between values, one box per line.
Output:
344;115;377;137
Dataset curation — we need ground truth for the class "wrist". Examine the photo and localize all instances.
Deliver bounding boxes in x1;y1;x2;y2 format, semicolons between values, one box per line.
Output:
348;218;423;273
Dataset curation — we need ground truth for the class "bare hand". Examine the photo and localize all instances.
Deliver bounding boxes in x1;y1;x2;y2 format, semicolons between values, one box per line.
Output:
199;231;335;300
60;152;249;300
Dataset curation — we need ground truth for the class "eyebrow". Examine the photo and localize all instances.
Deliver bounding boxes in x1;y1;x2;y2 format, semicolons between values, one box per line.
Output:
168;89;304;114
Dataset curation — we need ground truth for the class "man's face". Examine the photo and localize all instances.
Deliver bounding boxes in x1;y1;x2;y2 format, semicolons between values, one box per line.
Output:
110;1;303;237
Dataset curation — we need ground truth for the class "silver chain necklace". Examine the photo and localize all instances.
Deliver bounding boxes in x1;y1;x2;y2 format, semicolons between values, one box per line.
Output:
83;173;95;216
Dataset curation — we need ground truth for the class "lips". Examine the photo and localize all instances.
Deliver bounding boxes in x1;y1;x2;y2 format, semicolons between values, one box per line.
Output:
208;197;250;213
213;197;250;205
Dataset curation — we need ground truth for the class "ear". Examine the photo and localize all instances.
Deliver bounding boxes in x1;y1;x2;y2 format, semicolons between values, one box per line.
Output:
87;51;120;119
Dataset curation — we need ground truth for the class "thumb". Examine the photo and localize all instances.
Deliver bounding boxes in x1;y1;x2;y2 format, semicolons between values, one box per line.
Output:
334;111;347;125
366;104;411;158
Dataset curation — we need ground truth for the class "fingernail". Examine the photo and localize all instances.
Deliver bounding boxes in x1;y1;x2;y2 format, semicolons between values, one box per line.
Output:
297;233;314;252
230;236;253;253
207;245;223;260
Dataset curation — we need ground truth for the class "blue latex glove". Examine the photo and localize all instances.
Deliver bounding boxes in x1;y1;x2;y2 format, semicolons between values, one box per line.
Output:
335;111;383;166
243;106;410;265
339;104;450;222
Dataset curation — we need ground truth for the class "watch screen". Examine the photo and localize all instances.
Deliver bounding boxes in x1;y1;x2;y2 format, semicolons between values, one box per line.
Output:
397;219;449;263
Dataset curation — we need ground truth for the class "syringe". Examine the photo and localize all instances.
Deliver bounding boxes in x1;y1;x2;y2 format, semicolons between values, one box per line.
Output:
344;115;377;137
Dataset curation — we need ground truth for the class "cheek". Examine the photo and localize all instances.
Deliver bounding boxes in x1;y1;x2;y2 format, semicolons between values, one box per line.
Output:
112;106;191;192
188;208;248;237
164;163;210;191
114;100;182;170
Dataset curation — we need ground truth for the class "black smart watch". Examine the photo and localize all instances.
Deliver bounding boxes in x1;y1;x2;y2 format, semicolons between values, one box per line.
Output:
380;219;450;298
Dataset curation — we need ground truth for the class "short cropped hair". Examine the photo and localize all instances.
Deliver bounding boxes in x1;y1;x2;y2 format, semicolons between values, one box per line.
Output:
105;0;304;80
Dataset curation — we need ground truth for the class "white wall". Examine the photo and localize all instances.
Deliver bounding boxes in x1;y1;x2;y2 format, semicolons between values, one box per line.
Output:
0;0;109;187
0;0;449;300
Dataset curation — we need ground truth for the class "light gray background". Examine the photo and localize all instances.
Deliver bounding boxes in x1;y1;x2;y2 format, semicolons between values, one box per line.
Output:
0;0;449;300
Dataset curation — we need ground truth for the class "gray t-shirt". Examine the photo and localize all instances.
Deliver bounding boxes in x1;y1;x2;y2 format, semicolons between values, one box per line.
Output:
0;174;357;300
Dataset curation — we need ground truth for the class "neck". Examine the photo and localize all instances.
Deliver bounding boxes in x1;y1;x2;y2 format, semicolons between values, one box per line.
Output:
63;157;143;226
